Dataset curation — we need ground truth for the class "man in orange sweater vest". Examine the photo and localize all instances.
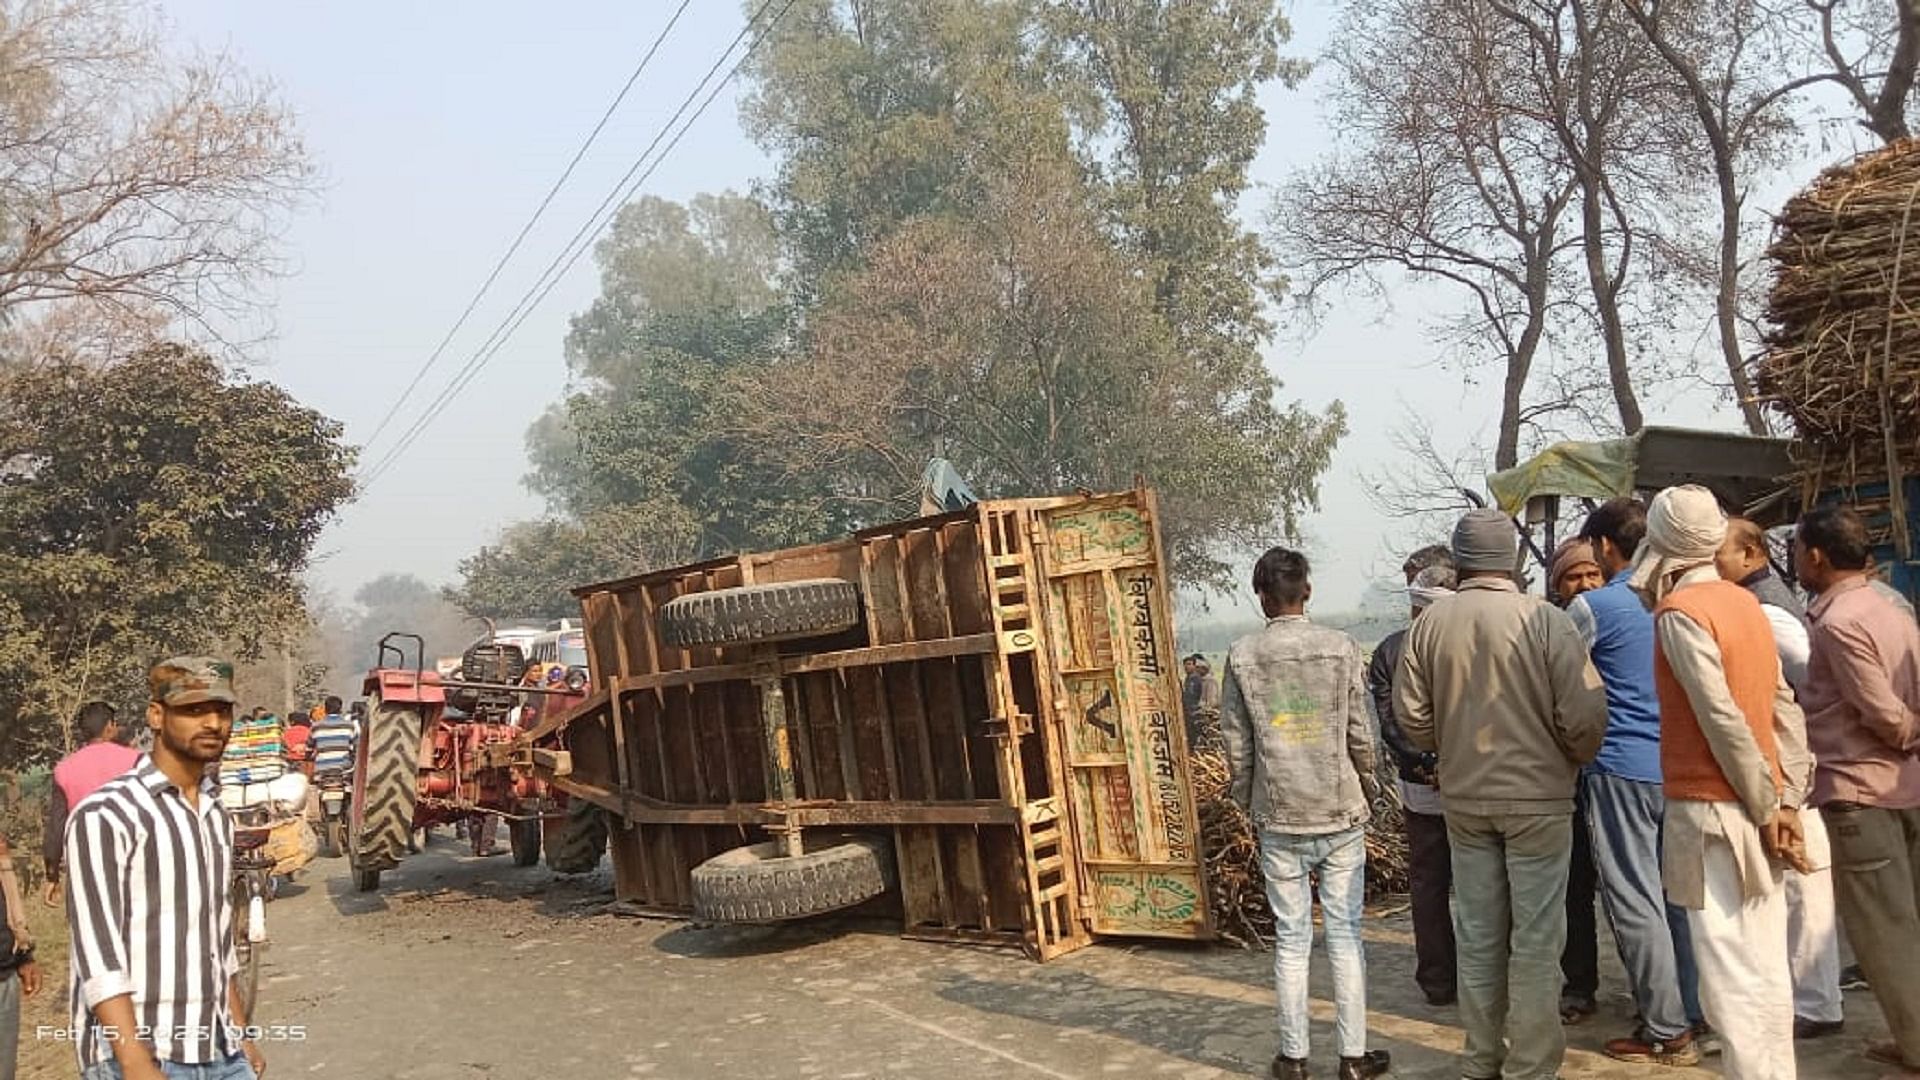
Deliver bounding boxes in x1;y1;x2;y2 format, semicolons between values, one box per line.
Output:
1632;486;1812;1080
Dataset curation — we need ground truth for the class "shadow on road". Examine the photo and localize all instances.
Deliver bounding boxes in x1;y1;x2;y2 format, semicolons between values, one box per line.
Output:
312;839;616;919
652;916;895;959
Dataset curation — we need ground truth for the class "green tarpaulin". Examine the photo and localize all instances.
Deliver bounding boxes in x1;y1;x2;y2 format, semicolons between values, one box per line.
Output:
1486;436;1640;515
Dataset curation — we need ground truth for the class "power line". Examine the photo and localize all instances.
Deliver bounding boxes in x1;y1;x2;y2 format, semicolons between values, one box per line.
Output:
358;0;795;490
358;0;695;457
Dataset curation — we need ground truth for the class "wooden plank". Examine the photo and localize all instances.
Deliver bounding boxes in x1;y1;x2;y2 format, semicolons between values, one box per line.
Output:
979;825;1028;932
919;657;973;801
883;663;936;802
785;674;821;800
942;521;992;636
895;825;950;929
688;685;728;804
830;671;864;800
958;655;1001;802
941;826;991;931
798;673;844;800
663;685;705;804
847;666;896;801
863;538;909;645
905;528;954;641
783;635;997;674
634;585;664;677
602;636;998;693
726;680;766;803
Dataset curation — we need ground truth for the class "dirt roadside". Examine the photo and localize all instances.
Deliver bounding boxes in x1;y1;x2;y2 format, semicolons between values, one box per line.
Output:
20;839;1897;1079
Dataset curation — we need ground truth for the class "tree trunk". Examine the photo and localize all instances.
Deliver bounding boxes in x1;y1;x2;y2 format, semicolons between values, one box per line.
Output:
1579;175;1644;434
1716;177;1769;434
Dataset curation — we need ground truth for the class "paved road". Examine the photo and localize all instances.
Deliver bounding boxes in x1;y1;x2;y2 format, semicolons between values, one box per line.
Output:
217;840;1892;1080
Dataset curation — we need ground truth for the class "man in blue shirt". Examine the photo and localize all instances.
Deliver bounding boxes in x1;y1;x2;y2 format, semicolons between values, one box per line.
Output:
1572;498;1708;1065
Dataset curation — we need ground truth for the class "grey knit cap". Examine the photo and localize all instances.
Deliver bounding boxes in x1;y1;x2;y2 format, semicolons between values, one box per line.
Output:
1452;508;1516;572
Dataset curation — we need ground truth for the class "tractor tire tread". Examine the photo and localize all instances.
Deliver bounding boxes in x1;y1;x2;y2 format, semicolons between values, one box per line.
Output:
690;835;894;923
545;800;608;875
351;699;422;876
657;580;860;649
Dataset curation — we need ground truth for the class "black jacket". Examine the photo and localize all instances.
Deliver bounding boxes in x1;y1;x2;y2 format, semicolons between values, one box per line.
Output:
1368;628;1438;786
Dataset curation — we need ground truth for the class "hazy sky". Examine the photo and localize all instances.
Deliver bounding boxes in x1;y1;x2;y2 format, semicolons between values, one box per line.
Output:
162;1;1845;627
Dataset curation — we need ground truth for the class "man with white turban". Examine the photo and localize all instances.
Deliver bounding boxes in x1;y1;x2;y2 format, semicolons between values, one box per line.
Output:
1635;485;1812;1080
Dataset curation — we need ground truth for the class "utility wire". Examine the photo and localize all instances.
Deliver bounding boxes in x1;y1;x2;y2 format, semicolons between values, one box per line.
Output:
359;0;695;458
359;0;794;490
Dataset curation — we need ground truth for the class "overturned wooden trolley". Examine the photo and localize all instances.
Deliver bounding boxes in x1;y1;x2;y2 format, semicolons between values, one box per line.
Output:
516;489;1210;959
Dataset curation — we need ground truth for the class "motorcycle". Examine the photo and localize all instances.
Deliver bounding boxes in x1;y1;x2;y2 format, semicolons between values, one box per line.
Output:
314;765;350;858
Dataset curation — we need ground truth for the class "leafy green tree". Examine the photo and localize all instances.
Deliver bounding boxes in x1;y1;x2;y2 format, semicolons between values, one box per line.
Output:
526;193;846;555
0;345;355;765
444;508;702;622
1045;0;1306;384
743;141;1344;587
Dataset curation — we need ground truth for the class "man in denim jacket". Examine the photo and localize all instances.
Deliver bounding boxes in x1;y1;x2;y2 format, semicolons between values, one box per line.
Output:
1222;546;1390;1080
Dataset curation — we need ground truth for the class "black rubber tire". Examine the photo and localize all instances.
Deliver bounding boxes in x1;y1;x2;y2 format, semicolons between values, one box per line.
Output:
545;799;608;874
321;819;345;860
353;867;380;892
348;696;422;882
509;818;541;867
657;579;861;649
230;873;261;1018
690;834;895;923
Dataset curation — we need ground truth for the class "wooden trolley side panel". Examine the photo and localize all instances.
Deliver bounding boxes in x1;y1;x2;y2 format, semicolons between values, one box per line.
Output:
1034;493;1211;942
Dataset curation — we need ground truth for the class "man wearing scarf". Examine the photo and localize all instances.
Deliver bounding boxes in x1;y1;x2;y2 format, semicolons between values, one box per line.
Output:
1636;485;1811;1080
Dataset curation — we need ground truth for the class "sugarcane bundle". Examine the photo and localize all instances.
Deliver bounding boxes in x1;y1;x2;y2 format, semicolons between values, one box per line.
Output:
1187;720;1411;949
1758;139;1920;475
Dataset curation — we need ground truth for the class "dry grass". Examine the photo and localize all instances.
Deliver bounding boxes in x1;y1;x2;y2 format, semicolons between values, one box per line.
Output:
1188;721;1409;949
1759;138;1920;477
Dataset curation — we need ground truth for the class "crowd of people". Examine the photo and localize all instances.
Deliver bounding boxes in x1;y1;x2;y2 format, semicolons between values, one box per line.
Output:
1220;491;1920;1080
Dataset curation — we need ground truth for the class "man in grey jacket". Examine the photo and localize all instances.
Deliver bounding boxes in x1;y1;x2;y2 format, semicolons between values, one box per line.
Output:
1395;509;1609;1080
1222;547;1390;1080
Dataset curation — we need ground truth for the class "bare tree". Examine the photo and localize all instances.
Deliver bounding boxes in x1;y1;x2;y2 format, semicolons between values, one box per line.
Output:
1488;0;1720;437
1805;0;1920;142
0;0;312;357
1620;0;1837;434
1275;0;1585;469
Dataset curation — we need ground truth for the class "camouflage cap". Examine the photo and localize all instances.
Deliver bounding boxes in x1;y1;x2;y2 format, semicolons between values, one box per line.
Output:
148;656;239;708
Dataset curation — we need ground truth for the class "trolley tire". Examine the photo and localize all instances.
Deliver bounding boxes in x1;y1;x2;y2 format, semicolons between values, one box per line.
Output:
545;800;608;875
509;818;542;867
657;580;861;649
347;696;422;882
690;834;895;923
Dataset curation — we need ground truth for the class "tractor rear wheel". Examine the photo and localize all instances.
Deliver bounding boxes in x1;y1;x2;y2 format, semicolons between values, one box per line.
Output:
347;695;423;889
509;817;541;867
690;834;894;923
545;799;608;875
657;579;861;649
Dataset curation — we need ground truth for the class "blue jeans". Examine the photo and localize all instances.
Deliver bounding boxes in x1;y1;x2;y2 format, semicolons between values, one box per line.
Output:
82;1054;256;1080
1258;825;1368;1059
1582;770;1703;1038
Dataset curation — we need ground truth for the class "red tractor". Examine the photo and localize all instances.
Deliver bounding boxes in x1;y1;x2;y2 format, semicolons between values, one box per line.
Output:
349;632;595;891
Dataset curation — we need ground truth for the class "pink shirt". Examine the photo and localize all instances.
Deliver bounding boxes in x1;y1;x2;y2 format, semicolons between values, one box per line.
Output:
53;741;141;808
1803;575;1920;808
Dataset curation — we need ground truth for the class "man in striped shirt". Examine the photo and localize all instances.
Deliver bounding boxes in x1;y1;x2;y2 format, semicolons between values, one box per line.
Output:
65;657;264;1080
